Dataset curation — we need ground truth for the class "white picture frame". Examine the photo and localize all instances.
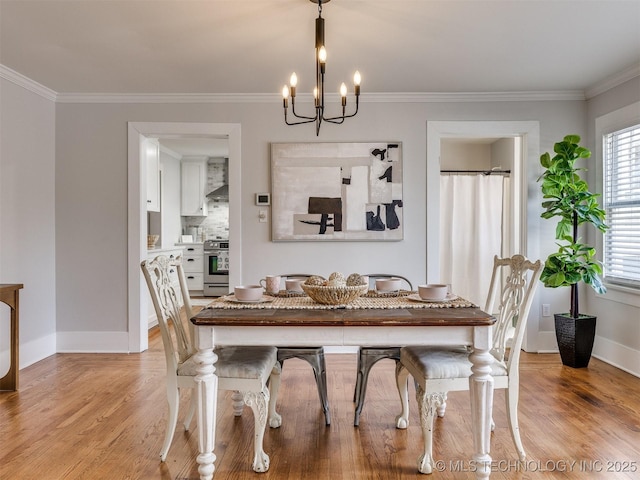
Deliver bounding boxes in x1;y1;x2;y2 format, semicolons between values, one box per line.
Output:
271;142;403;241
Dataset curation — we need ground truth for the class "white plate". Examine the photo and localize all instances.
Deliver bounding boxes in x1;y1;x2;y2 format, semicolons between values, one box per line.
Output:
223;294;275;304
406;293;458;303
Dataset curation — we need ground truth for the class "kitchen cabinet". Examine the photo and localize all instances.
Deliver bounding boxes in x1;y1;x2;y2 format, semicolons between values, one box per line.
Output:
179;243;204;293
146;138;160;212
181;159;208;216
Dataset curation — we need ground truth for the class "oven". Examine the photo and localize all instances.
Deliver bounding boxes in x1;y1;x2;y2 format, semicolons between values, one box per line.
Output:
203;240;230;297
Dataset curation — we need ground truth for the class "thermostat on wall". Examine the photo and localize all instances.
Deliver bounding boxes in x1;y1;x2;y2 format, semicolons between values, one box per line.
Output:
255;193;271;206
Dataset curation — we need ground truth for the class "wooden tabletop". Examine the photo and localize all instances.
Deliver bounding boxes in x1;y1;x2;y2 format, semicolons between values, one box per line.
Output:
191;306;494;327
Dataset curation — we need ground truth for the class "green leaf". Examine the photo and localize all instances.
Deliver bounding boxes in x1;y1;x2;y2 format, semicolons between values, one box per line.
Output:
576;146;591;158
540;152;551;168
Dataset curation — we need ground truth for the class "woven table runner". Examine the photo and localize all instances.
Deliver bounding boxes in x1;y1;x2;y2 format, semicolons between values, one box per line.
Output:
207;293;475;310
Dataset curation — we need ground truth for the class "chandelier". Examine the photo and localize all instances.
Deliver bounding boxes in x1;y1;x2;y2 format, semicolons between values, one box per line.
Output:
282;0;361;136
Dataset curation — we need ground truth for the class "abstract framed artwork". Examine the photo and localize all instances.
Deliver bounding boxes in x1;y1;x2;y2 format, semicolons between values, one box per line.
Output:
271;142;403;241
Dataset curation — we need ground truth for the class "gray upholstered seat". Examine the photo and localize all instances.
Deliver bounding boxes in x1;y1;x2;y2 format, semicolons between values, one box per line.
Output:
400;346;506;379
179;346;278;379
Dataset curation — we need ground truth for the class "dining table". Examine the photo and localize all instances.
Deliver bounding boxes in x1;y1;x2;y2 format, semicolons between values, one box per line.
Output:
190;292;496;480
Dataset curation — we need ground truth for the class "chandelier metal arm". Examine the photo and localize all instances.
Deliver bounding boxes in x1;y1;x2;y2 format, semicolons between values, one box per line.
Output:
284;112;317;126
323;99;360;123
289;98;317;121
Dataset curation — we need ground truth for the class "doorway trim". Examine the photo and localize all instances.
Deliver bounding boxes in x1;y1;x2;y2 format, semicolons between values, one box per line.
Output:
426;120;541;351
127;122;241;352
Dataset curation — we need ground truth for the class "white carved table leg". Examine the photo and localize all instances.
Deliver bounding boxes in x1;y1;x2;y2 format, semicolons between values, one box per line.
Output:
195;325;218;480
469;325;494;480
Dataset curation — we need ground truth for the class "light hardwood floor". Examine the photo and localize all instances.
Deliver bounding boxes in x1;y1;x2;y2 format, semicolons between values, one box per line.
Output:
1;326;639;480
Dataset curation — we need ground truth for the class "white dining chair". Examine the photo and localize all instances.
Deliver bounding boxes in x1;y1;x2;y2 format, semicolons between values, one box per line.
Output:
394;254;542;474
276;273;331;425
141;254;282;472
353;273;413;426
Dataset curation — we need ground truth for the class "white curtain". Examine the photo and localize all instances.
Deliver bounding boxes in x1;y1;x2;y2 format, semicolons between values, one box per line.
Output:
439;174;510;307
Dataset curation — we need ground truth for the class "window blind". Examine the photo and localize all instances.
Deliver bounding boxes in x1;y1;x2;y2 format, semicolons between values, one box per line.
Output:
603;124;640;286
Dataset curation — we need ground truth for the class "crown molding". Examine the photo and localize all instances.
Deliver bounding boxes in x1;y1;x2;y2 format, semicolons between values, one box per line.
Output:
55;93;278;104
0;65;57;102
54;90;585;104
585;63;640;99
363;91;586;102
0;63;602;104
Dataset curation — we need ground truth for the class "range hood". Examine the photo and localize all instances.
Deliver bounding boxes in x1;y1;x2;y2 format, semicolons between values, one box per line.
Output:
206;184;228;199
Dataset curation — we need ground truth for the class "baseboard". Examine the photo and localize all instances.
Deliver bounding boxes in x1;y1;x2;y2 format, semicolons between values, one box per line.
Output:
56;331;130;353
536;331;559;353
536;331;639;378
592;336;640;378
18;333;57;369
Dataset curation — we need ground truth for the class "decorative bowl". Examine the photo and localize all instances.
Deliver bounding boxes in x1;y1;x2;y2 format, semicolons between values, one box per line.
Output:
234;285;264;301
418;284;448;301
301;283;368;305
375;277;402;292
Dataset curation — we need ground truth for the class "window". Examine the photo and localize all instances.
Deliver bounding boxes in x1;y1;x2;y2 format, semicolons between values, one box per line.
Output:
603;124;640;287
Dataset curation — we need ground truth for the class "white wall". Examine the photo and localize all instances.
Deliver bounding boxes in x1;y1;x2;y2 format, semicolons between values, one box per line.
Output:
585;76;640;375
2;74;638;375
0;78;57;367
52;100;582;340
441;142;492;170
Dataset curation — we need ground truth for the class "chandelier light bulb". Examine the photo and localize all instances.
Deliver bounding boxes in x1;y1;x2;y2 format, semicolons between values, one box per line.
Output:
318;46;327;64
282;85;289;99
290;73;298;87
340;83;347;97
353;71;361;86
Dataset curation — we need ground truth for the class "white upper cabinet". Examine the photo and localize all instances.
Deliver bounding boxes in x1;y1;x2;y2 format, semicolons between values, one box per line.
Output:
146;138;160;212
181;159;208;216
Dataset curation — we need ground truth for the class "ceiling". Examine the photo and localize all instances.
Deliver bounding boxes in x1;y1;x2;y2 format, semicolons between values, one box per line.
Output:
1;0;639;97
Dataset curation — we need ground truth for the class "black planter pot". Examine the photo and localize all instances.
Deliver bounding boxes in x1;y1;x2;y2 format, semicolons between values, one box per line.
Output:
554;313;597;368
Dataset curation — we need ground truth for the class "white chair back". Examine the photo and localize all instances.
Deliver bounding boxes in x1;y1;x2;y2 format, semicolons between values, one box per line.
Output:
141;254;194;368
484;254;542;372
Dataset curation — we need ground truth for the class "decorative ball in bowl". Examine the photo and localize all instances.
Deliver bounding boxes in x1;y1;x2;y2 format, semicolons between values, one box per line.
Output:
301;283;368;305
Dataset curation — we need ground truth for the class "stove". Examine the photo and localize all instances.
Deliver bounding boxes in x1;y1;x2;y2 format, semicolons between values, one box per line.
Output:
203;239;229;297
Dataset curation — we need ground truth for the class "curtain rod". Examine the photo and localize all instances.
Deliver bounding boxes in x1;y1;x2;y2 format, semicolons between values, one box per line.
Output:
440;169;511;175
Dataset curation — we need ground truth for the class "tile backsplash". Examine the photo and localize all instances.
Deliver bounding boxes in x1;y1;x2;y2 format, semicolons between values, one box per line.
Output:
182;158;229;240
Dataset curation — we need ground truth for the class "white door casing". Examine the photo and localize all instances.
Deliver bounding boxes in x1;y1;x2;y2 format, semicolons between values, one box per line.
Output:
426;120;541;351
127;122;241;352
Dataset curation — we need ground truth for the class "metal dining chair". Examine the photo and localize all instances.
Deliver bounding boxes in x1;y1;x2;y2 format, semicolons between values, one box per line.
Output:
276;274;331;425
353;273;413;426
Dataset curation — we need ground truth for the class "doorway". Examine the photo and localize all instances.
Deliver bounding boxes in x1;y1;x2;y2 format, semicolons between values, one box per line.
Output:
127;122;241;353
426;120;541;351
439;137;517;307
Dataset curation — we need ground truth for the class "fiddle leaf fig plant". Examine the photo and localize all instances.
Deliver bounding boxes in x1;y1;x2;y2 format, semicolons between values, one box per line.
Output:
538;134;608;318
